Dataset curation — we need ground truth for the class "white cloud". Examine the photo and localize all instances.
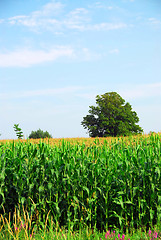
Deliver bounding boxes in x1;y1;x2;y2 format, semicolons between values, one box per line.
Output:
75;93;97;100
22;86;83;97
122;0;135;2
61;21;127;31
0;46;74;67
8;15;61;30
63;7;89;30
107;6;113;10
89;2;114;10
7;1;64;30
0;46;104;68
148;18;161;28
9;15;37;27
87;22;127;31
32;1;64;17
67;8;89;18
77;47;101;61
119;82;161;100
0;86;83;100
109;48;120;54
6;1;127;33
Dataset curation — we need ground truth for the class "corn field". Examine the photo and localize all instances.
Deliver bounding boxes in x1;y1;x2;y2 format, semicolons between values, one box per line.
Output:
0;133;161;232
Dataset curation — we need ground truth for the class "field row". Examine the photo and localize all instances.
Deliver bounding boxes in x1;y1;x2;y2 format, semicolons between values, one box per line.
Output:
0;133;161;231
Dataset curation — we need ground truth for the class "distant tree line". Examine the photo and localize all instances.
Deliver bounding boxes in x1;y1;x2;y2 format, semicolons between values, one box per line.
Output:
13;124;52;139
29;129;52;139
10;92;143;139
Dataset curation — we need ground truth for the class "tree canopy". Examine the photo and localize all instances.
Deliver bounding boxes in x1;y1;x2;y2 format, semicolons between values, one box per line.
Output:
81;92;143;137
29;129;52;139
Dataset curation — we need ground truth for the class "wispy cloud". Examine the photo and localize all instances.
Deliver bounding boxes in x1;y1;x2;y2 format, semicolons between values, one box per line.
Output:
76;82;161;102
7;1;64;31
8;1;64;24
63;7;90;31
109;48;120;54
87;23;127;31
0;86;83;100
75;47;101;61
9;15;37;27
5;1;127;33
89;2;114;10
0;46;104;67
119;82;161;100
7;14;127;32
75;92;97;101
0;46;74;67
148;18;161;28
122;0;135;2
31;1;64;17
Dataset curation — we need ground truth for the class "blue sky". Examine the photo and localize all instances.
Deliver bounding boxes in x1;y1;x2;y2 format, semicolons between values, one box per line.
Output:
0;0;161;139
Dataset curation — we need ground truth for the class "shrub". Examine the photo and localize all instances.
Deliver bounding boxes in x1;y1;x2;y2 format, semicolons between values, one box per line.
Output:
29;128;52;139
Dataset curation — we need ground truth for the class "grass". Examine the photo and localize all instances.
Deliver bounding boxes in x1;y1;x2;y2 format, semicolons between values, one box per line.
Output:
0;133;161;239
0;207;161;239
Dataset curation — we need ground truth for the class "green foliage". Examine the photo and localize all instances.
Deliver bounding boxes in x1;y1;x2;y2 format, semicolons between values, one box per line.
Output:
13;124;24;139
0;134;161;232
81;92;143;137
29;128;52;139
0;220;160;240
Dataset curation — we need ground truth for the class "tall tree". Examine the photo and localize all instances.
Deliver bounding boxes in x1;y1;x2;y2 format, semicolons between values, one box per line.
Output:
81;92;143;137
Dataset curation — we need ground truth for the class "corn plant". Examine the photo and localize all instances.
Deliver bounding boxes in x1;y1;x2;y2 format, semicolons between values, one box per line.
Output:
0;133;161;232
